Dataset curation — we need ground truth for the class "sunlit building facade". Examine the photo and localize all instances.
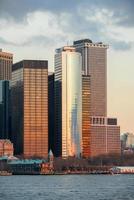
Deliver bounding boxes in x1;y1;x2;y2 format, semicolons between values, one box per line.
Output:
82;75;91;158
55;46;82;157
11;60;48;158
0;49;13;80
90;117;121;157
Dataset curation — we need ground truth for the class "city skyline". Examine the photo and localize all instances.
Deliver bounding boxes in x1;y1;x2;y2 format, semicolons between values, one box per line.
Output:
0;0;134;134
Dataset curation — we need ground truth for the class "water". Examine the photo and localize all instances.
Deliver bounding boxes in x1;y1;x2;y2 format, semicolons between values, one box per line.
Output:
0;175;134;200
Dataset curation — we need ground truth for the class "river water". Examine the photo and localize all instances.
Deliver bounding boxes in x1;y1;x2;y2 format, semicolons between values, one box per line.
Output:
0;175;134;200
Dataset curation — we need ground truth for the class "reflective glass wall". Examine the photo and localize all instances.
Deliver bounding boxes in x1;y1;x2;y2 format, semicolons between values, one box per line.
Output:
55;47;82;157
11;60;48;158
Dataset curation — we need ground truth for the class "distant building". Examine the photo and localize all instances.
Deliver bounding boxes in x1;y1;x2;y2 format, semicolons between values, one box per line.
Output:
0;49;13;80
126;133;134;148
0;139;13;157
0;80;10;139
121;133;134;153
121;133;128;152
55;46;82;157
11;60;48;158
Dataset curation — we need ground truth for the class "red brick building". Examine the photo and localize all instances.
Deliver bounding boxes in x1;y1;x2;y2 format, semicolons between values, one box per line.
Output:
0;139;14;157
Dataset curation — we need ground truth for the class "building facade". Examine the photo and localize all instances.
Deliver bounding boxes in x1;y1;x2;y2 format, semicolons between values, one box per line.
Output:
82;75;91;158
0;80;10;139
73;39;108;117
90;117;121;157
11;60;48;158
55;46;82;157
0;49;13;80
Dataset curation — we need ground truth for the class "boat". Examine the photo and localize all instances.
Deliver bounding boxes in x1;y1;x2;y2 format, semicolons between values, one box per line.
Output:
0;171;12;176
110;166;134;174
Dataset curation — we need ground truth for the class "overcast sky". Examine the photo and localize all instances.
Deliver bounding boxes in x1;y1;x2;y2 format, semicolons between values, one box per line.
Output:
0;0;134;134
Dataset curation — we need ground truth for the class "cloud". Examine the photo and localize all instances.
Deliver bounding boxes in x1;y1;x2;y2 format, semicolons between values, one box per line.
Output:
0;0;134;28
0;6;134;53
112;41;132;51
0;0;134;53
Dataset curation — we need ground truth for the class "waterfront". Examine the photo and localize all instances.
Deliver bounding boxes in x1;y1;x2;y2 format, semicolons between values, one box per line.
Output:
0;175;134;200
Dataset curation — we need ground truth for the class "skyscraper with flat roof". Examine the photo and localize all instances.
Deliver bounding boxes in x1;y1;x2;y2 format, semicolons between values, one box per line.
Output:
74;39;108;117
11;60;48;158
0;49;13;80
74;39;121;157
55;46;82;157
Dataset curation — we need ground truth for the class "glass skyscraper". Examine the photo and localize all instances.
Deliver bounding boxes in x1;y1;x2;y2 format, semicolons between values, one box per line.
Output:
11;60;48;158
0;80;9;139
55;46;82;157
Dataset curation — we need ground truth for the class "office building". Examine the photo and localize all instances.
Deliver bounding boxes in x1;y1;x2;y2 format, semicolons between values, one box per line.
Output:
55;46;82;157
74;39;121;157
11;60;48;158
90;117;121;157
73;39;108;117
0;49;13;80
0;80;10;139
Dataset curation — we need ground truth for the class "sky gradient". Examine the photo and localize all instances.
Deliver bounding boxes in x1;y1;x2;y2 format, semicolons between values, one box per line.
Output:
0;0;134;134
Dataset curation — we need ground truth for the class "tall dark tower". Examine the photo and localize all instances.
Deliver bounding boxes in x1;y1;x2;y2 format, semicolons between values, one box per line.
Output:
0;80;9;139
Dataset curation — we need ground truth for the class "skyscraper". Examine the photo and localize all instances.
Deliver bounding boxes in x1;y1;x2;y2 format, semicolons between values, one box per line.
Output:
55;46;82;158
11;60;48;158
74;39;108;117
0;49;13;80
0;80;10;139
74;39;121;157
